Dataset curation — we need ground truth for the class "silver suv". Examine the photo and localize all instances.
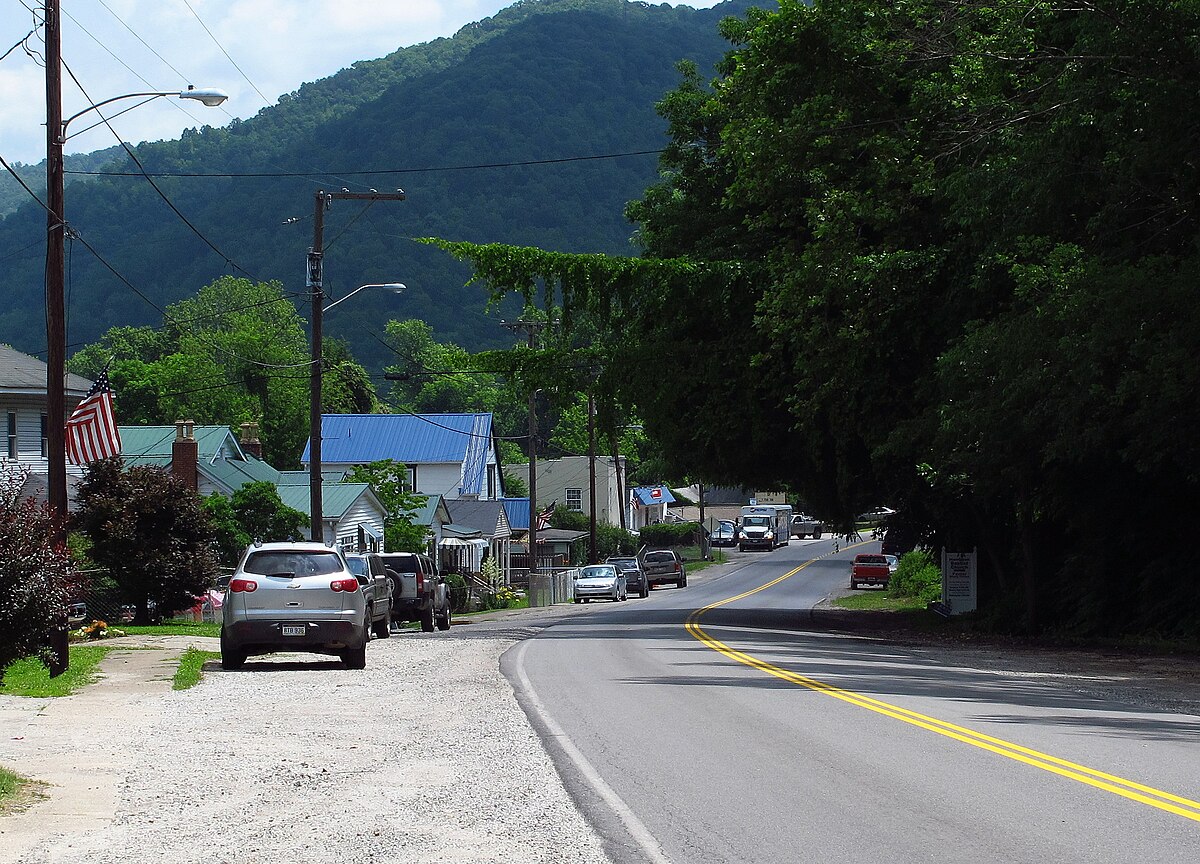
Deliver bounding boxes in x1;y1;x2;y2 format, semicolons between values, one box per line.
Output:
221;542;370;670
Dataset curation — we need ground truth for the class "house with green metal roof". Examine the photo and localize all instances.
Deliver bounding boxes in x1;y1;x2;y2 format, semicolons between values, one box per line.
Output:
118;422;388;550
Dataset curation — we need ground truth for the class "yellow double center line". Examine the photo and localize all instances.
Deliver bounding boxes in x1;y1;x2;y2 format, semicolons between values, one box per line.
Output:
685;559;1200;824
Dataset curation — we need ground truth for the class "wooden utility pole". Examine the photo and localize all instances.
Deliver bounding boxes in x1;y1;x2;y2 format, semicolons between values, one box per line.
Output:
308;189;404;541
587;393;597;563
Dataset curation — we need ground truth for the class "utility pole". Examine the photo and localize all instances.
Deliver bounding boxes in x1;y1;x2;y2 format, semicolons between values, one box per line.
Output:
308;189;404;541
502;318;551;581
45;0;65;546
587;392;597;563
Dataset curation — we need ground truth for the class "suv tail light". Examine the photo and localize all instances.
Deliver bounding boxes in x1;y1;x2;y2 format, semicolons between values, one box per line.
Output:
229;578;257;593
416;571;424;593
330;577;359;592
674;562;680;572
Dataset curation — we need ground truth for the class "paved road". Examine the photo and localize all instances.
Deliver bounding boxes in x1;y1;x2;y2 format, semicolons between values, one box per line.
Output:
501;539;1200;864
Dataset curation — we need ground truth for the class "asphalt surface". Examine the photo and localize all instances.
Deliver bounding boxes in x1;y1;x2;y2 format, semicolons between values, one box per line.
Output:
498;538;1200;864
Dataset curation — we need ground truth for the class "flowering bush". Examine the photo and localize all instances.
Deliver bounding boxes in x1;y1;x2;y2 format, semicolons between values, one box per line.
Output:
73;620;126;641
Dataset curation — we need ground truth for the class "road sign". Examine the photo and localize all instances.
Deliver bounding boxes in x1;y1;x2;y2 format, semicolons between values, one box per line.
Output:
941;548;978;614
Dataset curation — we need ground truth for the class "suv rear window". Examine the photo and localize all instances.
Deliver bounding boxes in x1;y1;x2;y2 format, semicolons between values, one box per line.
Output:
644;552;675;564
380;554;423;573
244;551;344;576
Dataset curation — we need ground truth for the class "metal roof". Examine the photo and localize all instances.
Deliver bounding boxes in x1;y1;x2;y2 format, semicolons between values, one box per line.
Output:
303;413;493;466
445;499;510;539
275;482;374;520
500;497;530;531
633;485;676;506
118;425;242;461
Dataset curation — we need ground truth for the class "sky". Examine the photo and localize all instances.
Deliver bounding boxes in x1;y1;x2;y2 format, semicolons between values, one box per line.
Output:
0;1;724;166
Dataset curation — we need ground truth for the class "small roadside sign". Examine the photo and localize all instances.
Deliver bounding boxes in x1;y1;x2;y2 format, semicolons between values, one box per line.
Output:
941;548;978;614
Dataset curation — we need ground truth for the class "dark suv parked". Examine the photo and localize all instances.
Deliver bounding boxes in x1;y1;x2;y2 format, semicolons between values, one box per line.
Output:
379;552;452;632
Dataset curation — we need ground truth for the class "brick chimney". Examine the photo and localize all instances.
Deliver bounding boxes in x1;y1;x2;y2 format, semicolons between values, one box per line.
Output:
172;419;198;491
239;421;263;460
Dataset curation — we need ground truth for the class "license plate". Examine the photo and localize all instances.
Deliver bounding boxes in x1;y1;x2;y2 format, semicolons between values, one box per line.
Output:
281;625;305;637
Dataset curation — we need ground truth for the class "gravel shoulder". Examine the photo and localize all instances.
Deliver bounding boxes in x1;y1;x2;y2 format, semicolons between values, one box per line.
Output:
0;627;612;864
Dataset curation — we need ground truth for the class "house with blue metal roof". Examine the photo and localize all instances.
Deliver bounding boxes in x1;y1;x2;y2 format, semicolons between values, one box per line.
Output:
301;413;504;501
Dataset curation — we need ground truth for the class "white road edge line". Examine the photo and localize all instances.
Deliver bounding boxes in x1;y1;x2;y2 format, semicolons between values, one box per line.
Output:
511;640;674;864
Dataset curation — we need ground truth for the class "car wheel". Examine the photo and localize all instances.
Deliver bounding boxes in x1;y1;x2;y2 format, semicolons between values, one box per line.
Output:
640;583;649;598
436;602;452;631
220;629;246;671
420;603;435;633
371;606;390;639
850;581;858;590
341;640;367;669
575;598;582;604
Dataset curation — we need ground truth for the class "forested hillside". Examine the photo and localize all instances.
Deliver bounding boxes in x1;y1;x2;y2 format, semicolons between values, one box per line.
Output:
0;0;751;368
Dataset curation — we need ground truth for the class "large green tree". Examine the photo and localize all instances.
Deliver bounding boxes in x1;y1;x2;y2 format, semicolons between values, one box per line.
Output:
431;1;1200;637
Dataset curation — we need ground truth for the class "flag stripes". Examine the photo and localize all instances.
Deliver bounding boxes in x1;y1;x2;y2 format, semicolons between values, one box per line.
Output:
65;370;122;465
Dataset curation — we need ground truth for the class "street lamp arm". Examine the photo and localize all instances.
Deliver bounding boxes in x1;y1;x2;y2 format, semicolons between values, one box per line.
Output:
322;283;406;314
60;87;229;139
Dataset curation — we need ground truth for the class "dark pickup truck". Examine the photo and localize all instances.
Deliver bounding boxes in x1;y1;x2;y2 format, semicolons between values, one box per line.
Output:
850;553;891;590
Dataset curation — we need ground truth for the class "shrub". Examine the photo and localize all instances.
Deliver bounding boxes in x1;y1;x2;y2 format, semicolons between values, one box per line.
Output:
638;522;702;548
445;573;469;612
888;549;942;603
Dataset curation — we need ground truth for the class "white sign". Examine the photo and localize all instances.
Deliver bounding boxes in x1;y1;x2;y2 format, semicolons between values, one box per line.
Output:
941;548;978;615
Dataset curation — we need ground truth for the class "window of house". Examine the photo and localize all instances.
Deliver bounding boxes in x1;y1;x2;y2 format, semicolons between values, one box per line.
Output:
6;412;16;459
40;414;48;457
565;488;583;511
406;464;418;491
487;464;496;499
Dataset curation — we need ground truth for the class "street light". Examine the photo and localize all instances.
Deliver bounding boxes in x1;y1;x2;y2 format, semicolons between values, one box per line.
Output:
309;283;407;542
44;0;228;545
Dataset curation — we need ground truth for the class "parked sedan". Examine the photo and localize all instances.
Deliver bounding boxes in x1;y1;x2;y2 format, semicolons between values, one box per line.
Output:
606;556;648;598
573;564;627;603
710;520;738;547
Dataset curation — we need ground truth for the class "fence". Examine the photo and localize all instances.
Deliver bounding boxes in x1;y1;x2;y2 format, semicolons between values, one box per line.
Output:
527;567;579;607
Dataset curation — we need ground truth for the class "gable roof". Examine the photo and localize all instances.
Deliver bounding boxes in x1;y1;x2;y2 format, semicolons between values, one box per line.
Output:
633;485;676;506
118;425;244;462
0;344;92;396
275;482;379;521
304;413;494;466
445;499;511;540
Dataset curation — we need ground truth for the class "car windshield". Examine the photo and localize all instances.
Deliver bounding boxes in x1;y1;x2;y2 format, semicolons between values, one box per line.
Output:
580;567;615;579
743;516;770;527
244;551;344;576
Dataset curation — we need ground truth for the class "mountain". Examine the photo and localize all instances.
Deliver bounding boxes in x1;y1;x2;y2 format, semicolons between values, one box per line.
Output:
0;0;760;371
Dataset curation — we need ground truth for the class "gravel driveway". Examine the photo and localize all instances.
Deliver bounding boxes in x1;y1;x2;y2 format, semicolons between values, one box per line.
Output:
0;620;613;864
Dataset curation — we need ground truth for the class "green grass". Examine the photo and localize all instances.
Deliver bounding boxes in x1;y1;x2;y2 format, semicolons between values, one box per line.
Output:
0;766;20;798
0;765;46;815
119;621;221;638
684;549;728;574
173;648;219;690
0;644;112;697
833;592;927;612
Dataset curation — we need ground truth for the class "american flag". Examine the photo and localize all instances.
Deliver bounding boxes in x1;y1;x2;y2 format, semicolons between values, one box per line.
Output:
535;501;556;531
65;370;122;465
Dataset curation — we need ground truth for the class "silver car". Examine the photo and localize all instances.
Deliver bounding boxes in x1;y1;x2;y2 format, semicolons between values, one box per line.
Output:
221;541;370;670
573;564;627;603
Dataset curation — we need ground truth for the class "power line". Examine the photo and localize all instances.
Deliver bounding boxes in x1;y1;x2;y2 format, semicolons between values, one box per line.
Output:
65;148;667;178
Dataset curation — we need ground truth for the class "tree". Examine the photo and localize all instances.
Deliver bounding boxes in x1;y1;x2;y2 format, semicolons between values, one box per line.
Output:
201;482;307;567
70;277;314;468
428;2;1200;636
73;460;218;623
0;468;71;671
345;460;431;553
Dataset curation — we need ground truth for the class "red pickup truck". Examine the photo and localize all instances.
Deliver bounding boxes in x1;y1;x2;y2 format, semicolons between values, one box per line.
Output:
850;553;891;590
